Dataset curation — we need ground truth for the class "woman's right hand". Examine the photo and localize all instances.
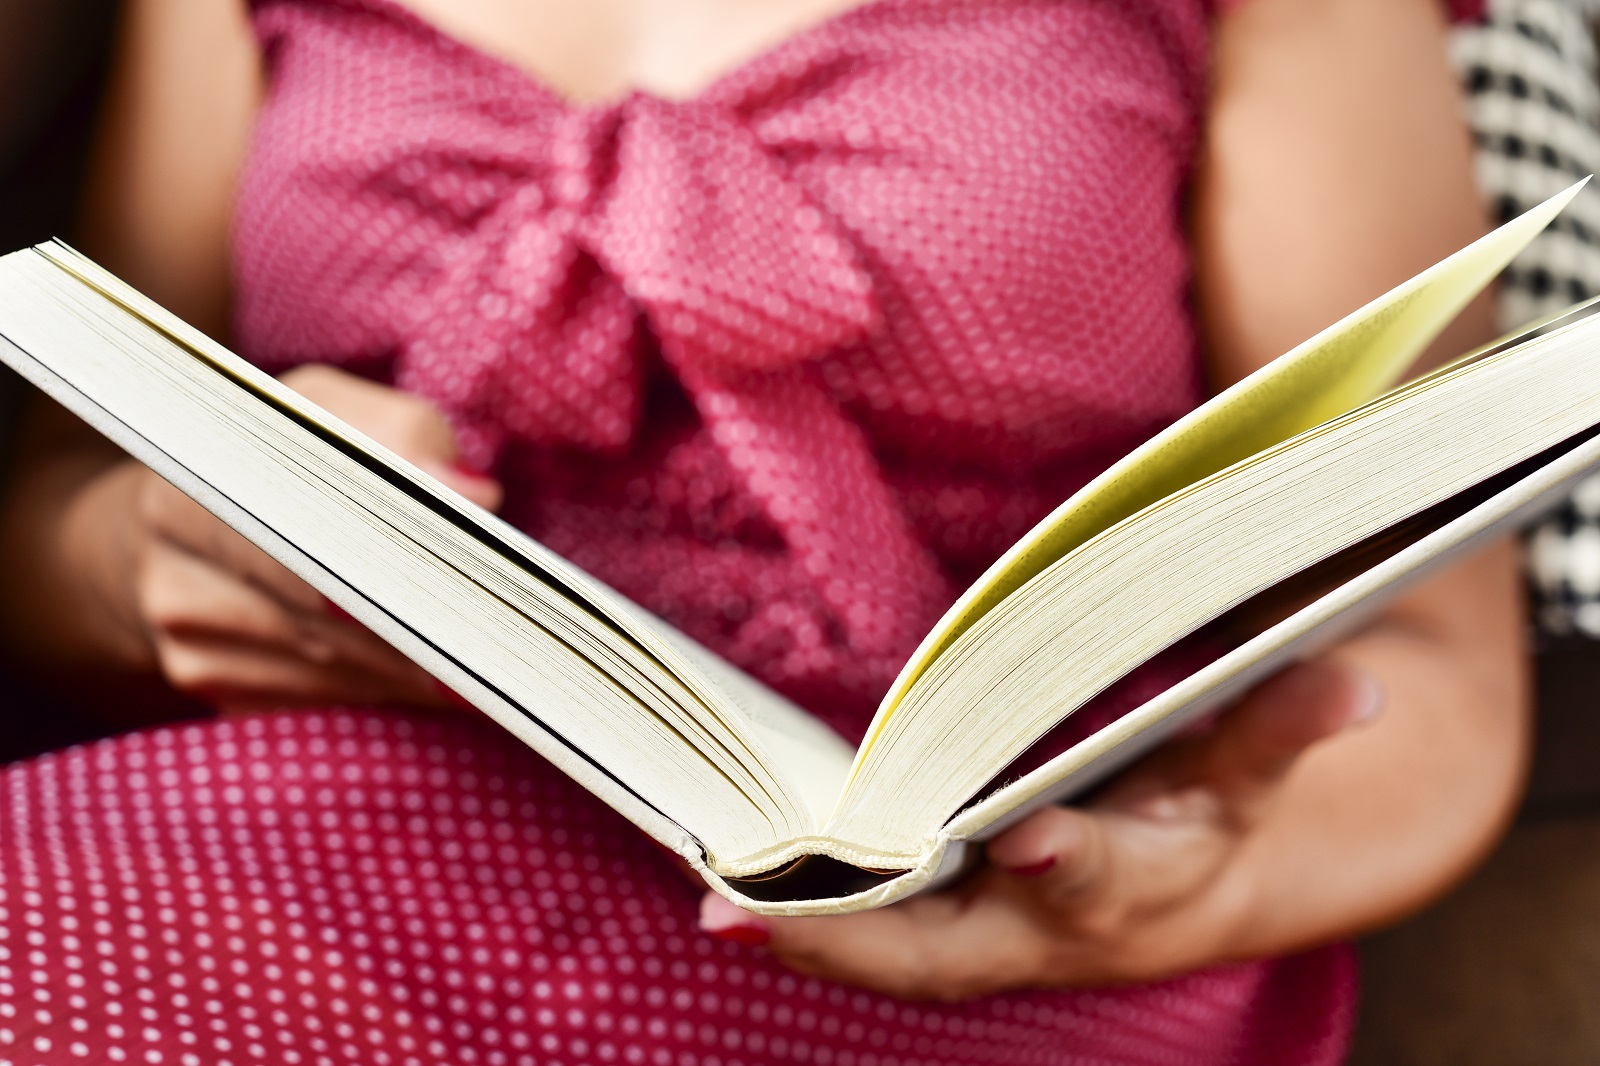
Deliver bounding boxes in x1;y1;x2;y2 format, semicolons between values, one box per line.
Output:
2;364;501;712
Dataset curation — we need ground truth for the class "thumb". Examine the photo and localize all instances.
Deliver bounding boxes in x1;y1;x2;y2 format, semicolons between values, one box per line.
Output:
986;805;1109;898
1201;657;1384;807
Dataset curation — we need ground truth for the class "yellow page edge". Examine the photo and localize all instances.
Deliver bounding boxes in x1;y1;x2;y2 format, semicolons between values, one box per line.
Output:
848;178;1586;781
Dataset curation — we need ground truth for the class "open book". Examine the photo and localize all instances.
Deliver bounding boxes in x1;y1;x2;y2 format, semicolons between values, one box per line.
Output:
3;183;1600;916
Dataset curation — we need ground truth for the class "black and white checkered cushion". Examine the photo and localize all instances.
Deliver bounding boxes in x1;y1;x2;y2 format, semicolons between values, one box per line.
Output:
1455;0;1600;637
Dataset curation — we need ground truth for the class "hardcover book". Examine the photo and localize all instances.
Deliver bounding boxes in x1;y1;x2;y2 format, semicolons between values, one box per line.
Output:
2;182;1598;915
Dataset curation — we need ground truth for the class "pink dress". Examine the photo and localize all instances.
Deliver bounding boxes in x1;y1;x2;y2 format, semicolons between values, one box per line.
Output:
1;0;1483;1060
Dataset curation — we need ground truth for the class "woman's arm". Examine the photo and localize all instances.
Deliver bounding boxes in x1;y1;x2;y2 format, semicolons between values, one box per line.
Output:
1195;0;1497;379
0;0;498;710
699;0;1529;993
1188;0;1526;950
78;0;262;334
0;0;261;681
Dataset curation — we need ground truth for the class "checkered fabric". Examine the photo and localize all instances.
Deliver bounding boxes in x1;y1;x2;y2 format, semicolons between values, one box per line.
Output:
1454;0;1600;637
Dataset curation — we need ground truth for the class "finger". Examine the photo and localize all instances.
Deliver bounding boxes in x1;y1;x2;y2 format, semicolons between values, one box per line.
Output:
700;889;1050;1000
143;543;411;671
278;366;504;511
699;891;773;945
137;476;327;614
144;472;488;682
143;544;441;692
140;541;324;656
985;805;1107;893
1195;657;1383;814
984;801;1233;932
293;608;445;689
281;365;487;476
155;634;445;708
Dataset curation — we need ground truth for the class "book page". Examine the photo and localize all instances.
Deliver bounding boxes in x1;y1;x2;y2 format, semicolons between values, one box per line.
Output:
0;247;864;875
945;422;1600;846
33;243;857;824
827;307;1600;857
854;179;1585;773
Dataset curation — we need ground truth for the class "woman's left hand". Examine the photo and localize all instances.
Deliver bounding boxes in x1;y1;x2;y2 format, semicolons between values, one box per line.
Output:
698;657;1381;999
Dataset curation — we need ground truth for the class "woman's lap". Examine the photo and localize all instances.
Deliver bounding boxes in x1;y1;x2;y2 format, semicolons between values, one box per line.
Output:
0;711;1351;1066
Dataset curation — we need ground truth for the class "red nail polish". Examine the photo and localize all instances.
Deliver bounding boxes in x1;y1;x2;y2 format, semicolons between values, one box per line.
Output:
449;459;488;478
709;924;771;947
1006;857;1057;877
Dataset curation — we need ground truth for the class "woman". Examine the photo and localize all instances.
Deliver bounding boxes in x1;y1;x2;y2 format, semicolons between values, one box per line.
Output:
0;0;1524;1061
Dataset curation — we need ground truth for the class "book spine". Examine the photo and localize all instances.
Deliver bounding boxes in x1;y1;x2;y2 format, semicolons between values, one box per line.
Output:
0;331;707;869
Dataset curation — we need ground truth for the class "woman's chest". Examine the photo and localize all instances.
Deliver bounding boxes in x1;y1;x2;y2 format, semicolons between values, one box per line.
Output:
386;0;877;103
237;0;1213;466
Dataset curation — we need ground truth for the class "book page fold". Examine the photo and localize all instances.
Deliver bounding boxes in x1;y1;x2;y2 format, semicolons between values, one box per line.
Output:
857;179;1586;775
945;429;1600;846
0;332;708;869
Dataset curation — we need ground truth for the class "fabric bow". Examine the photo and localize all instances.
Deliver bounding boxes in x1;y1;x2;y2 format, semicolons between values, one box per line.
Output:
398;94;952;664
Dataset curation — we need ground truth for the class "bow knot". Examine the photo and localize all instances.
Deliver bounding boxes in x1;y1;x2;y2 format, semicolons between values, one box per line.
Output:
398;95;878;464
396;93;951;670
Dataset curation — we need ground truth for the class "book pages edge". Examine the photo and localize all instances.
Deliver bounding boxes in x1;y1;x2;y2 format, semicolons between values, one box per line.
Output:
0;331;704;868
944;429;1600;843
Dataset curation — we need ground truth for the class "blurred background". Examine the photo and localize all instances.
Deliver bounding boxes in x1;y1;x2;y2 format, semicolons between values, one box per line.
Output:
1353;2;1600;1061
1;0;1598;1060
0;0;121;753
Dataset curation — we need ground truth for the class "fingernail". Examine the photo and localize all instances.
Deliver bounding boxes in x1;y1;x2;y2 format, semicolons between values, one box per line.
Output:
1003;857;1057;877
323;597;356;623
449;459;490;479
699;893;771;947
709;924;772;947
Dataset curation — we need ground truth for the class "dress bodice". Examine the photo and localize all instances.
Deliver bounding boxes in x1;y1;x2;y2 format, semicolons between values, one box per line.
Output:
234;0;1210;732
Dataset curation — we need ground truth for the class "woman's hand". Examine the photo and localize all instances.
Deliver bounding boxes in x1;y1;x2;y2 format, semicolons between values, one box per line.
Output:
700;530;1527;1000
0;365;501;712
698;657;1383;999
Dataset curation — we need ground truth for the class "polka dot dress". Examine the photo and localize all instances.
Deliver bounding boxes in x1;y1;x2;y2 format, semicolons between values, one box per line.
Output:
3;0;1479;1059
0;712;1353;1066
